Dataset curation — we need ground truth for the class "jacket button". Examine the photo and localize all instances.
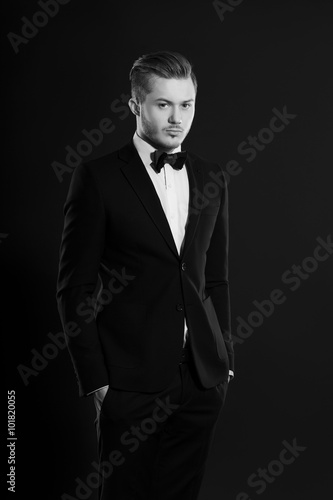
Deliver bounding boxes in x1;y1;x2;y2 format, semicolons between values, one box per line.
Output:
181;262;187;271
176;303;183;311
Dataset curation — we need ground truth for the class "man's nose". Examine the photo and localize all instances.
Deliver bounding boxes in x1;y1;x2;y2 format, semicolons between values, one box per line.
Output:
168;107;182;124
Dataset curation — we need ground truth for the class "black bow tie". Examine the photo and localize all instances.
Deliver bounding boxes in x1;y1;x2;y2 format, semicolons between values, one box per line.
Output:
151;150;187;173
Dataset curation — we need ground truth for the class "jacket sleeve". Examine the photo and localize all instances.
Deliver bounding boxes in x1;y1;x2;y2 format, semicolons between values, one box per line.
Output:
204;166;234;373
56;163;109;397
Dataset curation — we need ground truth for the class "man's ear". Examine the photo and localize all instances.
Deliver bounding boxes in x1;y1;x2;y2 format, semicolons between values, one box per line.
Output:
128;98;141;117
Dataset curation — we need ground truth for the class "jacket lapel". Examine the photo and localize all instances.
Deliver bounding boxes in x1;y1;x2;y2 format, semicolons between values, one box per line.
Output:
118;140;204;260
119;141;179;257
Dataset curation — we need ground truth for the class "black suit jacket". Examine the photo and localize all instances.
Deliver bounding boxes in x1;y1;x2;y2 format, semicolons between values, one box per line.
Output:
56;139;234;397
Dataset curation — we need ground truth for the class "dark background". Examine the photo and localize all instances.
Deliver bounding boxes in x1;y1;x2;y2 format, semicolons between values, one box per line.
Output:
3;0;333;499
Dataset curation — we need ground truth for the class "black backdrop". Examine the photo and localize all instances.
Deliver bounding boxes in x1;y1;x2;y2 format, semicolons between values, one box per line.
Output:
3;0;333;499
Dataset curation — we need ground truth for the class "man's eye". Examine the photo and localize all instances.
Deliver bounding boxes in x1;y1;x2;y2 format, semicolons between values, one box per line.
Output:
182;103;192;109
158;103;168;108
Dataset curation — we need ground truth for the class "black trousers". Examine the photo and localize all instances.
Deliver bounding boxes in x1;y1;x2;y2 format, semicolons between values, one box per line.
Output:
96;348;228;499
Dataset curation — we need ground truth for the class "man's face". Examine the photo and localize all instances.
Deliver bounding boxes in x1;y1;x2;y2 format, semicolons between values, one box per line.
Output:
132;76;196;152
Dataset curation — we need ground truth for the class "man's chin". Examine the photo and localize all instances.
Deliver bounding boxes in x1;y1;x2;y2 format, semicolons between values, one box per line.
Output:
159;135;183;150
143;132;183;151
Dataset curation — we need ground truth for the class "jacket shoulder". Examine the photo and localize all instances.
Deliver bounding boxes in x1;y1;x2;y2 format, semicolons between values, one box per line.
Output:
74;140;135;180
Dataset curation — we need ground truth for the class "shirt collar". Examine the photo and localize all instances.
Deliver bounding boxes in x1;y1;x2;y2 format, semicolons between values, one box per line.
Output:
132;131;182;168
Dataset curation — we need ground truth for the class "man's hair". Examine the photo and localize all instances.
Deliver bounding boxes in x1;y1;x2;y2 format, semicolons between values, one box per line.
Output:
129;50;198;103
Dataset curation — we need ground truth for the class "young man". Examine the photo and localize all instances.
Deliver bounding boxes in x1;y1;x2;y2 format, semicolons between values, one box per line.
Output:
57;50;234;499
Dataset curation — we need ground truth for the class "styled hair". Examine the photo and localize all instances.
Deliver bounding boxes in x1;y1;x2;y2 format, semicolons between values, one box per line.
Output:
129;50;198;103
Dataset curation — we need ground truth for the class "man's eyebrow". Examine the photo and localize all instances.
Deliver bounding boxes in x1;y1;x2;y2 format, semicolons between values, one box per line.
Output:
154;98;195;103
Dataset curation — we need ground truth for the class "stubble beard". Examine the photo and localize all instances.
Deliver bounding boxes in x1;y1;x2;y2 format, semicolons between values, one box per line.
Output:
140;111;187;152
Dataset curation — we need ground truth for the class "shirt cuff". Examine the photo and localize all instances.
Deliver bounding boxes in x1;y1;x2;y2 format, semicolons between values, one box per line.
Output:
228;370;234;380
86;385;109;396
